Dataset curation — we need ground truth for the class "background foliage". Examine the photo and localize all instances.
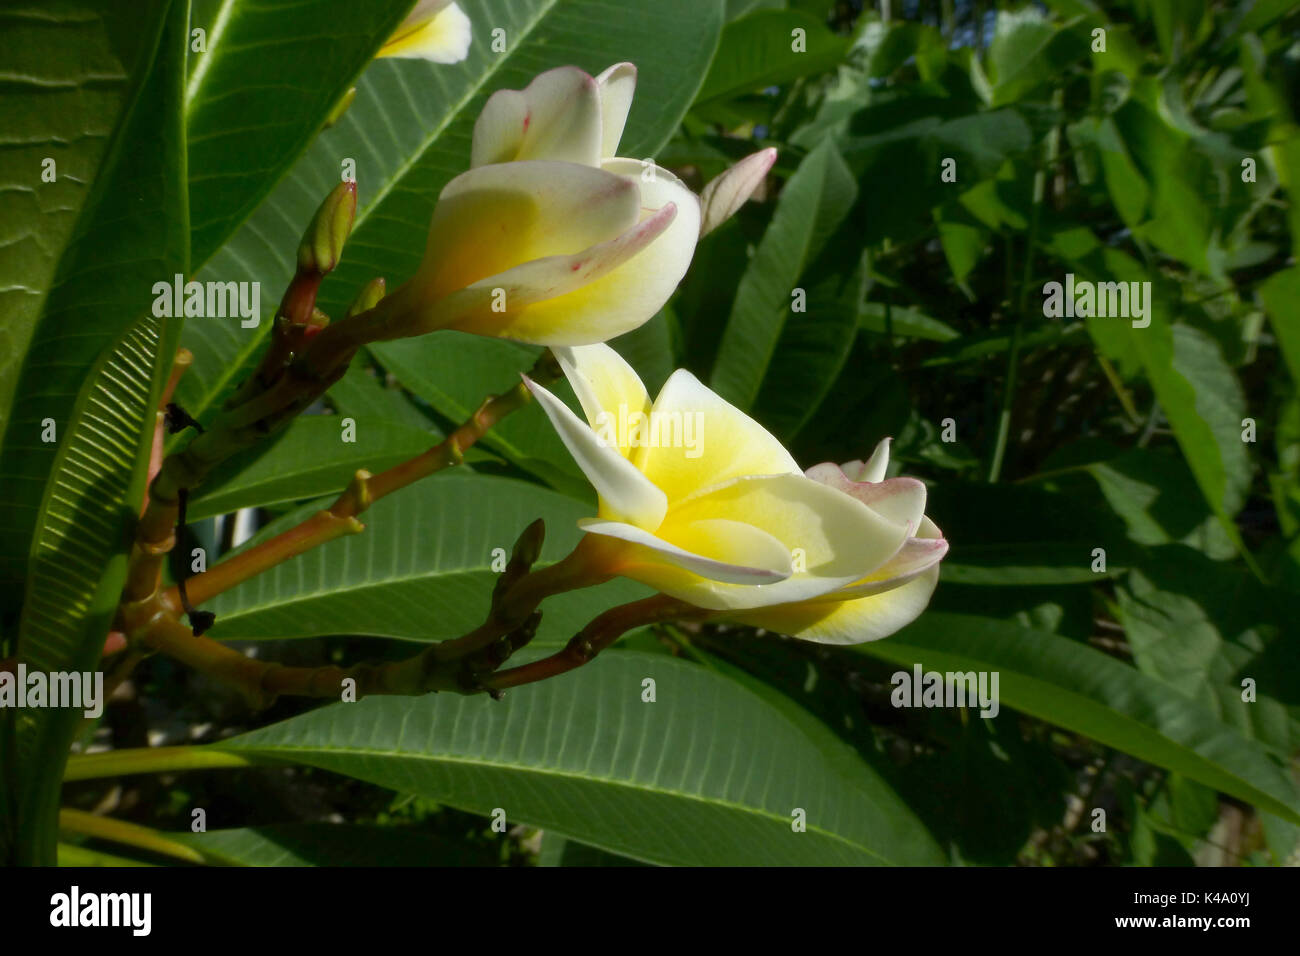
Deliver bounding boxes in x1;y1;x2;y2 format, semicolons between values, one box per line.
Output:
2;0;1299;866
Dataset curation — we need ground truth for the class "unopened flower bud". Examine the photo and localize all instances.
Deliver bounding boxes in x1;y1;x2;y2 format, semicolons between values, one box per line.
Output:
298;181;357;275
346;277;387;318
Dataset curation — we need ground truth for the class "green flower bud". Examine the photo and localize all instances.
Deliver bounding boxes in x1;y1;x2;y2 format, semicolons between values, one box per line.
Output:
297;181;357;275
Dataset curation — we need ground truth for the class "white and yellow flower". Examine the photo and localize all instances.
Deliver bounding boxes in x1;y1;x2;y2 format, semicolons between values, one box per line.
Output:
375;65;774;347
726;441;948;644
378;0;473;63
526;344;946;643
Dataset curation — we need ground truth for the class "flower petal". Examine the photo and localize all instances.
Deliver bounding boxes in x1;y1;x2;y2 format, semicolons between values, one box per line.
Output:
835;517;947;597
853;437;892;483
525;377;667;530
634;368;798;503
595;63;637;158
404;160;638;307
553;344;651;458
578;517;791;585
698;148;777;237
656;472;911;609
805;463;927;530
472;65;602;167
433;201;678;343
430;159;699;345
380;1;472;63
731;564;941;645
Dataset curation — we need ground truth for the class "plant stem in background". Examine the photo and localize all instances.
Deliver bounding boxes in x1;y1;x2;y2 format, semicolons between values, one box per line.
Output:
63;746;255;781
57;808;206;864
987;88;1062;483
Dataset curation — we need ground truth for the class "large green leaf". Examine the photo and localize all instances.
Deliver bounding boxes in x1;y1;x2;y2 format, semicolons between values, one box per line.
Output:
0;0;168;441
188;414;487;521
1;0;189;865
325;356;435;430
855;613;1300;826
1083;448;1233;558
710;138;857;409
184;0;416;264
0;0;174;599
693;8;848;106
1113;548;1300;757
212;652;945;865
752;247;864;438
206;474;646;645
1051;231;1254;555
176;823;499;866
370;333;589;499
174;0;725;430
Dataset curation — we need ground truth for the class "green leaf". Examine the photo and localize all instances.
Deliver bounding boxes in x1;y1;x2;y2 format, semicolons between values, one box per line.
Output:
370;333;589;499
711;138;857;409
1084;448;1233;558
1113;548;1300;758
184;0;415;265
920;322;1086;367
212;651;945;865
176;823;499;866
175;0;725;430
206;474;647;644
927;482;1135;585
859;302;960;342
1054;234;1255;559
0;0;169;436
0;0;178;599
855;613;1300;825
1259;265;1300;386
933;213;987;285
985;7;1086;106
325;356;435;430
188;414;486;521
833;102;1032;244
538;834;649;866
1;0;189;865
753;249;864;437
1072;116;1150;229
694;8;848;106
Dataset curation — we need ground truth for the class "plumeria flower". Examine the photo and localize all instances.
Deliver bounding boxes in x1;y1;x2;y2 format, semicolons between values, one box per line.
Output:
726;440;948;644
525;344;945;644
378;0;472;63
369;64;774;347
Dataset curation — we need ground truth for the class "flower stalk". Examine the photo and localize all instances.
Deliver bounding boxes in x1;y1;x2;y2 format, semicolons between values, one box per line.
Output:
164;349;562;613
136;519;610;707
